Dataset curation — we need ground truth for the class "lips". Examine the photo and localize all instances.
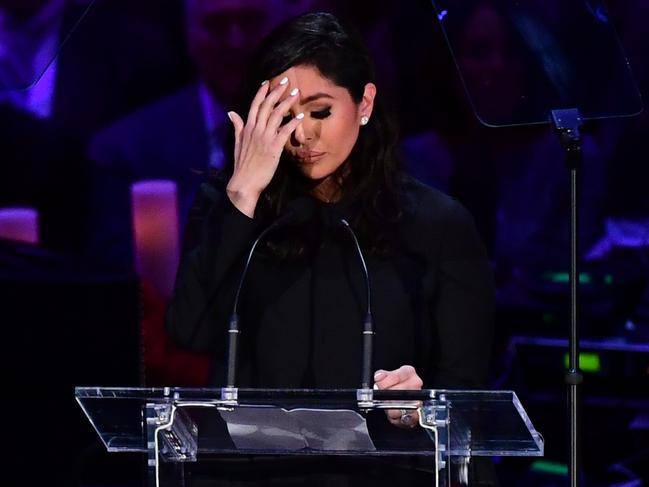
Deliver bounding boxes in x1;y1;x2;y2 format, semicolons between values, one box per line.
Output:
295;151;326;163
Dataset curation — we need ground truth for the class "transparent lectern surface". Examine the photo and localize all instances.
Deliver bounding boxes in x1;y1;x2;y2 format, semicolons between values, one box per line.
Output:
76;388;543;457
430;0;642;126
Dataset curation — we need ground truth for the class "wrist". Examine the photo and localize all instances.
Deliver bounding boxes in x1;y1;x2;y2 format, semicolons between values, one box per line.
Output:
226;183;260;218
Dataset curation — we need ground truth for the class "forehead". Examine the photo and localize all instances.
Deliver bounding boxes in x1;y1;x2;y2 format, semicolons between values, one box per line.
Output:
271;65;339;92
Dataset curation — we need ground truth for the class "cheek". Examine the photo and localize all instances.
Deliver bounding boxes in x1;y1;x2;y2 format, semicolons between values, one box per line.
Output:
328;114;360;156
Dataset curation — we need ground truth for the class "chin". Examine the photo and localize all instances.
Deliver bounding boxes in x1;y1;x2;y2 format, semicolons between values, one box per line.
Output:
297;164;333;180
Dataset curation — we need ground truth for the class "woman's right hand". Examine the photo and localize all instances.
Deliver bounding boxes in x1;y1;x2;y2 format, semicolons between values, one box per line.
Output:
226;77;304;218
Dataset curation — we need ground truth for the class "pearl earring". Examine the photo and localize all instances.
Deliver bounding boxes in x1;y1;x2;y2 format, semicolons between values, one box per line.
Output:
360;116;369;126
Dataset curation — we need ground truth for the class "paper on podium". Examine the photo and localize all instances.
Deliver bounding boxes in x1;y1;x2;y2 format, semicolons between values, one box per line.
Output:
219;407;376;452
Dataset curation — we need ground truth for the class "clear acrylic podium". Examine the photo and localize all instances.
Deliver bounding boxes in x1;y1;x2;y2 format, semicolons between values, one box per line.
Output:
76;387;543;486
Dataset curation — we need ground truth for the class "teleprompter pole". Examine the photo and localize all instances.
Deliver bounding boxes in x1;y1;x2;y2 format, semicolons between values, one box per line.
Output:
551;108;584;487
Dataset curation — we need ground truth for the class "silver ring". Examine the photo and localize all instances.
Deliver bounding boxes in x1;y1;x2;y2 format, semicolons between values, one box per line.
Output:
400;409;414;426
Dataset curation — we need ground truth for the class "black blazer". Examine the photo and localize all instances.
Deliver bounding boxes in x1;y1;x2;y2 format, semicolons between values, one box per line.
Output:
165;176;494;389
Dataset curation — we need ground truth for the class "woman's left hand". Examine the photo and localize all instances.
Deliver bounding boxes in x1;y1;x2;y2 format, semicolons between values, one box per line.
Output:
374;365;423;428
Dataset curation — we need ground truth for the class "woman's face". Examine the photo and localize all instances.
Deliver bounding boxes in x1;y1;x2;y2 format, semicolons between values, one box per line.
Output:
269;64;375;184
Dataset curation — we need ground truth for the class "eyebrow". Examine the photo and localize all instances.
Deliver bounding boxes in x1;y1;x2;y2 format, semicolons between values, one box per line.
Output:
301;93;334;104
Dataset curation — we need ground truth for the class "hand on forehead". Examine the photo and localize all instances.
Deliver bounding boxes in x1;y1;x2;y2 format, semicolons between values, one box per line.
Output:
269;65;340;104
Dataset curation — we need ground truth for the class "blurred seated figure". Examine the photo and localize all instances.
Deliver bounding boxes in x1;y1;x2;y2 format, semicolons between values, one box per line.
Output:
0;0;189;253
441;1;609;281
86;0;318;272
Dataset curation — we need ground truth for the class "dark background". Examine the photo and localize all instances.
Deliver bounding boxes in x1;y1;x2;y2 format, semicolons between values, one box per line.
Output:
1;0;647;485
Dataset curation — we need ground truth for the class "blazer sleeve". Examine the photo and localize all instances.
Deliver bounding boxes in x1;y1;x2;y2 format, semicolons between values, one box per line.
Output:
431;199;495;389
165;182;261;352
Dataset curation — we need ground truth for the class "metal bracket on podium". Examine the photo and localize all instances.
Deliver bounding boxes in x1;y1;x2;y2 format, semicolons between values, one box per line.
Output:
420;394;451;482
220;386;239;405
356;387;374;409
159;407;198;462
145;403;198;463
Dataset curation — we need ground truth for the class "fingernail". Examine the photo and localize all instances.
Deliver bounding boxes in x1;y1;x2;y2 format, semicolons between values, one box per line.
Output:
373;383;379;390
279;76;289;85
227;111;234;121
290;88;299;96
374;370;386;381
261;80;268;86
296;112;304;120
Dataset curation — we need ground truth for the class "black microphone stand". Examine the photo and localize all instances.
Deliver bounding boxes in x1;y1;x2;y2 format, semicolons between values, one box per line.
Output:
222;199;313;400
551;108;584;487
225;211;297;393
225;223;277;391
338;219;374;391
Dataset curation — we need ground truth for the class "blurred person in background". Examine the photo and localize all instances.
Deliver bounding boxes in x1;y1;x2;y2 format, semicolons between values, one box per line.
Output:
439;1;608;282
0;0;188;253
86;0;330;272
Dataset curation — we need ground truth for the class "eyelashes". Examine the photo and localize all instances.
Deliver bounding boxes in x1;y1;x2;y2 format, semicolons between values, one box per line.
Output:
280;107;332;125
311;108;331;119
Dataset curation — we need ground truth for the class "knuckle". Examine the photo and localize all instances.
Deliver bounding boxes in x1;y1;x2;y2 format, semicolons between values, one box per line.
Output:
402;365;415;374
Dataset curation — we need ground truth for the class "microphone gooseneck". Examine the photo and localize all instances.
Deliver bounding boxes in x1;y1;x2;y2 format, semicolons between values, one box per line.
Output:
338;218;374;390
226;198;315;388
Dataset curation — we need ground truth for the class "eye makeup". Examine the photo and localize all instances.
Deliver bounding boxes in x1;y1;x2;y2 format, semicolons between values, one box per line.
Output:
311;107;332;119
280;107;332;125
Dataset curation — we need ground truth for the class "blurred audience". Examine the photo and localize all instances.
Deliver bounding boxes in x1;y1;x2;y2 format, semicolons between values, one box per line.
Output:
0;0;189;253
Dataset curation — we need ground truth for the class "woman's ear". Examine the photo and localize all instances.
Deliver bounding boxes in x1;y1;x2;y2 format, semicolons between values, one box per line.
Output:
359;82;377;120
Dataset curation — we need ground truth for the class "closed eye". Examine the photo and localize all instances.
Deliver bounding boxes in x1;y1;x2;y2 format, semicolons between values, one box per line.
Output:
311;108;331;119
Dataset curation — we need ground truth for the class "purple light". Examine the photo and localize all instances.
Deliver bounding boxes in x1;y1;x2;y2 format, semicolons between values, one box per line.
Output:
131;180;180;297
0;207;39;245
438;10;448;21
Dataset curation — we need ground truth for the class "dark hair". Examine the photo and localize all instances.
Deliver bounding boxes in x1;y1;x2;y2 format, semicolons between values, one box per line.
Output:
223;12;404;257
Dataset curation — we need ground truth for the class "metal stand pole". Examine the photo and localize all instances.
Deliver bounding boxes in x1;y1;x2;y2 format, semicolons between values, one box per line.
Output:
551;109;584;487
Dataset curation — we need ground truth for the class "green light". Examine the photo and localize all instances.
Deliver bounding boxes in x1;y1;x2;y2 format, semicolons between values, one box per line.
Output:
542;272;592;284
542;313;556;323
530;460;569;476
563;352;601;373
604;274;614;285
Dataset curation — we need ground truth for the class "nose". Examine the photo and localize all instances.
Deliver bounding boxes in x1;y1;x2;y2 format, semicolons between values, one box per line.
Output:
290;119;309;147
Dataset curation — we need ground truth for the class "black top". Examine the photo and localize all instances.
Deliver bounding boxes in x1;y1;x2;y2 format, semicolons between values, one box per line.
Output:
165;176;494;389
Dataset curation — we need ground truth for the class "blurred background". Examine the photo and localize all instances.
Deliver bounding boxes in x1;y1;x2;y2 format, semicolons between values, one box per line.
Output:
1;0;647;485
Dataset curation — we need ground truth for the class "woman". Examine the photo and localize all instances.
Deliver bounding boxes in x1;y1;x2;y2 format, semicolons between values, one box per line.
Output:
165;11;494;478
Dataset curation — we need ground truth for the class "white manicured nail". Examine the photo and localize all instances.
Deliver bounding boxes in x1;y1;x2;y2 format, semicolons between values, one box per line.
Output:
296;112;305;120
279;76;289;85
227;111;234;121
261;80;269;86
290;88;299;96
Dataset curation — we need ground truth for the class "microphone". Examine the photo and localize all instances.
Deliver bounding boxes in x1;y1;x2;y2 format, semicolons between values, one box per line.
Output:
225;198;314;388
337;218;374;391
